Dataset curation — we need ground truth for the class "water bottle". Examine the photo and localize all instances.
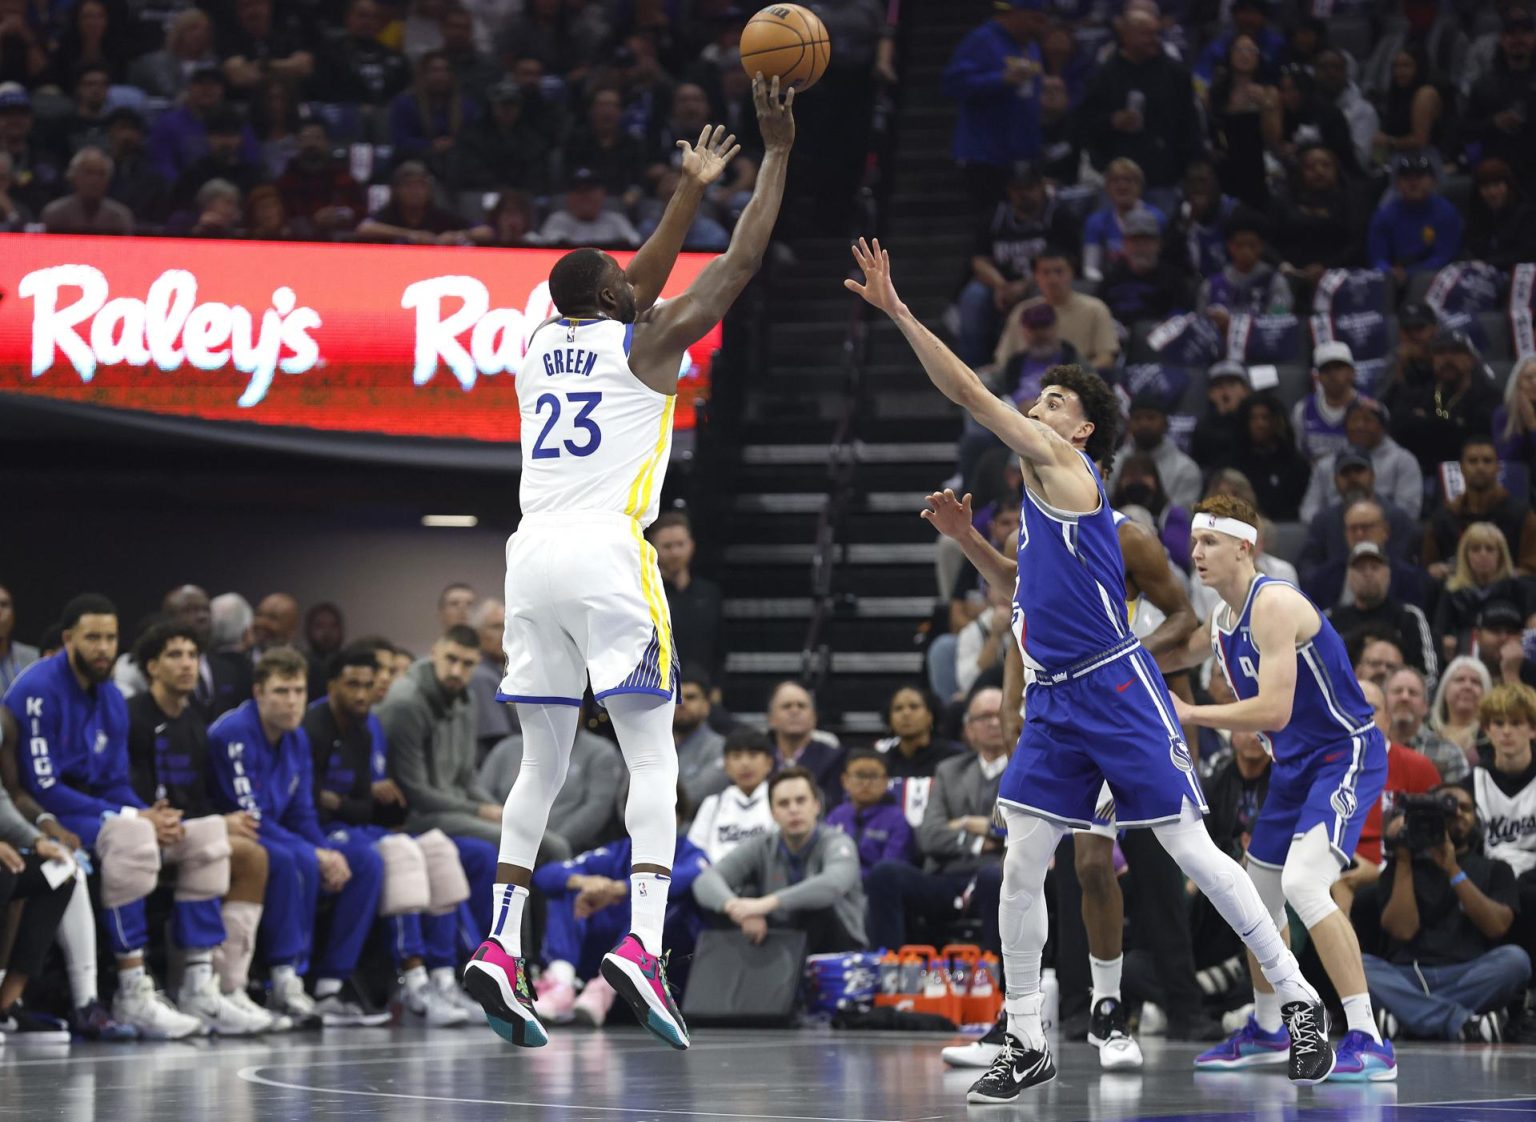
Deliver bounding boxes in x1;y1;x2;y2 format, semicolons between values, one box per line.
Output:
1041;968;1060;1032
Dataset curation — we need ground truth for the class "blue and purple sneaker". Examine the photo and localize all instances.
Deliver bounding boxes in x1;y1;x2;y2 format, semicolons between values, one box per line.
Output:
1194;1015;1291;1070
1327;1030;1397;1082
600;933;690;1050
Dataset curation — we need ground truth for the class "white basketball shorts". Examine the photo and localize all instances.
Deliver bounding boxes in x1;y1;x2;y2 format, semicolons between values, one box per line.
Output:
498;511;678;707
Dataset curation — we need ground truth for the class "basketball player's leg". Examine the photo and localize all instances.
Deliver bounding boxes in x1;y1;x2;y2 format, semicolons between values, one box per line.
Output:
598;690;689;1050
463;699;576;1047
1073;822;1143;1069
1280;735;1393;1078
970;692;1092;1104
1098;651;1334;1082
966;805;1065;1104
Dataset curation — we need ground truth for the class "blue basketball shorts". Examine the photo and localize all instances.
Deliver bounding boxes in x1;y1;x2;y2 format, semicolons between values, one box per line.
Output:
1247;726;1388;870
999;638;1208;829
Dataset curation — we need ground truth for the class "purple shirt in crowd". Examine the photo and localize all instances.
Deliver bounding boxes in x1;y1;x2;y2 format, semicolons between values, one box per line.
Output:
825;796;914;876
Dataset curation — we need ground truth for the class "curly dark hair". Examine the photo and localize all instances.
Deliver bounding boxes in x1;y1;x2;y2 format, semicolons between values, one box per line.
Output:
1041;364;1120;469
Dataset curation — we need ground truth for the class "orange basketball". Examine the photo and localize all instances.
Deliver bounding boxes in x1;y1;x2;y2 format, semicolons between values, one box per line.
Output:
739;4;832;92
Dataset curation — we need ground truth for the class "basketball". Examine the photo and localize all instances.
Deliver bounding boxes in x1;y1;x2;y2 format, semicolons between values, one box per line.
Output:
739;4;831;92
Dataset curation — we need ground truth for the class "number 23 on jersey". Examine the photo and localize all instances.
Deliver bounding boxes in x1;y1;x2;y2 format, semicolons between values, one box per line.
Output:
531;391;603;460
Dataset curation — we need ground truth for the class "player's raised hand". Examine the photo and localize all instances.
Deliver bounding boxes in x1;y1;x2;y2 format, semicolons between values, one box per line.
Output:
844;237;907;318
752;73;796;150
920;488;974;540
678;124;741;187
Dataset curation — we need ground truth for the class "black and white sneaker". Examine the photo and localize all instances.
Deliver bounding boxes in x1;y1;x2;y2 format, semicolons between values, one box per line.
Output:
1281;999;1335;1084
1088;997;1143;1071
965;1034;1056;1105
1461;1011;1505;1043
941;1010;1006;1068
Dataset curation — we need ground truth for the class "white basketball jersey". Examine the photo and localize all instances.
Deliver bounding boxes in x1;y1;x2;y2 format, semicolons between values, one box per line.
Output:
518;316;674;527
1474;766;1536;877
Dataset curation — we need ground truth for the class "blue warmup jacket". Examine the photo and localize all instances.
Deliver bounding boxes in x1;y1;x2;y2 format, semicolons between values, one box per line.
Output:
2;652;144;841
208;700;326;848
942;20;1041;166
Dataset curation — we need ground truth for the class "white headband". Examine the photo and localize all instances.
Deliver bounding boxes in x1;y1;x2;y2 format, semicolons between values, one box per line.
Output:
1192;513;1258;546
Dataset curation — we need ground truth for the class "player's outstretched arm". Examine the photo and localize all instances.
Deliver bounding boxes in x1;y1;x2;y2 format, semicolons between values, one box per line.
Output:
625;124;741;315
921;489;1018;590
1173;587;1303;732
629;76;793;385
845;238;1064;467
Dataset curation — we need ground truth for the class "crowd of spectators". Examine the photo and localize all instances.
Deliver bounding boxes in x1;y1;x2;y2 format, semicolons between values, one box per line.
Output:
0;0;892;245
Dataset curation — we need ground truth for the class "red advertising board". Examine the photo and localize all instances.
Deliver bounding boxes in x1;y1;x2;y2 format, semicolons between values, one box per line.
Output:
0;235;720;443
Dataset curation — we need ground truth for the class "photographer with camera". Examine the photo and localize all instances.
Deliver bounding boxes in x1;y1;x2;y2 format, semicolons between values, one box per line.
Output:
1473;682;1536;962
1363;783;1530;1041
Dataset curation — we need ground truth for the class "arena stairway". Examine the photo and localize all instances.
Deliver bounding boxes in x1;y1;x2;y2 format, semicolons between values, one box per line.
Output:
719;2;984;740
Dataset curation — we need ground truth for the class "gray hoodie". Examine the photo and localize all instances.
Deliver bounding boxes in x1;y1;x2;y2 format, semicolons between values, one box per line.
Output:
378;658;495;838
693;826;866;946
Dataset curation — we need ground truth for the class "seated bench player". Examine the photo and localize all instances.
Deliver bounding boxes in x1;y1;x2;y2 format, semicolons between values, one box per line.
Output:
304;644;490;1027
1;595;224;1040
209;647;386;1026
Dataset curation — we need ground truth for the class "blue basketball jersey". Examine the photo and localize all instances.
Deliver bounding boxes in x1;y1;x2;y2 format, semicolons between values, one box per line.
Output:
1211;574;1375;763
1011;450;1131;671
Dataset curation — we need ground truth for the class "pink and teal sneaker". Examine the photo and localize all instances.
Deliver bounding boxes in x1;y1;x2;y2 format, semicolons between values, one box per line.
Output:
600;933;690;1050
462;940;549;1048
1327;1030;1397;1082
1193;1015;1291;1070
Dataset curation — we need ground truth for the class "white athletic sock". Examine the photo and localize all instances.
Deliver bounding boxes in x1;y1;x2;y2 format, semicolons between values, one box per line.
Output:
314;978;342;999
60;867;98;1006
1005;992;1047;1051
117;962;146;992
545;960;576;987
488;883;529;955
429;966;456;991
1342;992;1380;1042
403;965;429;994
630;872;670;955
1254;989;1283;1033
183;953;213;994
1089;955;1122;1005
270;963;298;990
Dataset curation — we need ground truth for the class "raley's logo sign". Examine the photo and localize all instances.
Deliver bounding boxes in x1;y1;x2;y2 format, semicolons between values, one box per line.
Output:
0;235;717;441
21;266;323;408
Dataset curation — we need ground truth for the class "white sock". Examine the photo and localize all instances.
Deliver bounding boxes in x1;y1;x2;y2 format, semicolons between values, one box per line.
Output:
403;965;429;993
117;962;146;991
429;966;456;991
488;883;529;955
629;872;670;955
1089;955;1122;1005
61;867;99;1006
183;954;213;993
1254;989;1283;1033
545;960;576;987
1005;992;1047;1051
271;963;298;988
314;978;342;999
1342;992;1380;1042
